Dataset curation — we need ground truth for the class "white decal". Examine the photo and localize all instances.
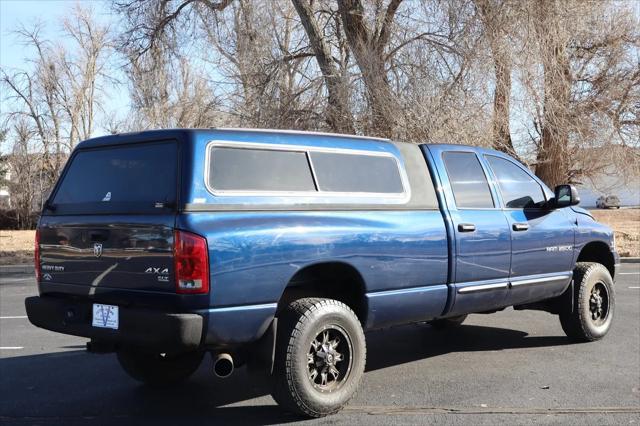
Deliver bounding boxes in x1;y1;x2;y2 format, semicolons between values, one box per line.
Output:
145;267;170;275
546;245;573;252
42;265;65;272
102;192;111;202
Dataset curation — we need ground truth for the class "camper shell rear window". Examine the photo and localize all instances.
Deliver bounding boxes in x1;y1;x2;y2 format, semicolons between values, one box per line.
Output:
49;141;178;215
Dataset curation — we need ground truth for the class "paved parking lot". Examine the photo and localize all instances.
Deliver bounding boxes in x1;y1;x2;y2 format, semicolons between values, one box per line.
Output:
1;264;639;425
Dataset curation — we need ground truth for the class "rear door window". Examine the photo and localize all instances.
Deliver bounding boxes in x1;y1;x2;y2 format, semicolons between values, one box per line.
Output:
51;141;178;214
442;152;494;208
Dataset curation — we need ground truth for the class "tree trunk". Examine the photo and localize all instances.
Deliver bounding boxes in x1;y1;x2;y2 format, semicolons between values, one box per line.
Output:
534;0;571;188
535;52;571;188
492;53;514;155
354;51;395;138
475;0;516;155
337;0;402;139
292;0;355;134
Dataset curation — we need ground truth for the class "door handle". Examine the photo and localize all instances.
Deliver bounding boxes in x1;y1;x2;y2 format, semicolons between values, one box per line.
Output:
512;223;529;231
458;223;476;232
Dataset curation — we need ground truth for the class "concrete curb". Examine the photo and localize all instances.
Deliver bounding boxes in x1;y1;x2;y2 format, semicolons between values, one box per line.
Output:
620;257;640;264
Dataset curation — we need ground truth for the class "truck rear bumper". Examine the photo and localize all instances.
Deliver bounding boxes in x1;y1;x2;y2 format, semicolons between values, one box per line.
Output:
25;296;203;351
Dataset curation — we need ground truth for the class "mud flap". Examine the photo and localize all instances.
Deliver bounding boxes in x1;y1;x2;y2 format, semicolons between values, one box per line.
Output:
248;318;277;374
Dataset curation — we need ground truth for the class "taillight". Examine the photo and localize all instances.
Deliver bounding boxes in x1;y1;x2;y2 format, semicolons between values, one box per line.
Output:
173;230;209;294
34;229;41;282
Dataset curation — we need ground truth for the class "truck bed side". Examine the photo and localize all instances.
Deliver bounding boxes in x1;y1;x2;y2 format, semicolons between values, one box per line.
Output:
177;209;449;344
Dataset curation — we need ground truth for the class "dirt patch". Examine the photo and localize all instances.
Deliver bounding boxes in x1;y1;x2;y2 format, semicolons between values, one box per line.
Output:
0;209;638;264
590;208;640;257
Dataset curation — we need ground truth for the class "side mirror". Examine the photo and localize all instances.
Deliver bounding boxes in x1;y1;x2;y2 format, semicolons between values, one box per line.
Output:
551;184;580;208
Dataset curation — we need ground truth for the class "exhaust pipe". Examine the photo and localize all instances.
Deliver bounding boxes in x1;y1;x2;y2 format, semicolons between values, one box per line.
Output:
213;353;234;378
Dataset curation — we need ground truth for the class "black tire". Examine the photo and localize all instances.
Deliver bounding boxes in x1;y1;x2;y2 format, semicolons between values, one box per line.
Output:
428;314;467;329
559;262;615;342
117;349;204;386
271;298;366;418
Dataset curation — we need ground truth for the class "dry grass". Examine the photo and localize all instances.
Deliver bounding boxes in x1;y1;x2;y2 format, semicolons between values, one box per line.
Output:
590;208;640;258
0;230;35;265
0;209;638;265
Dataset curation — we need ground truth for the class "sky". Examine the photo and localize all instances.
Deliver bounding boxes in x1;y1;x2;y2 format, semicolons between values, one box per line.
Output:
0;0;127;142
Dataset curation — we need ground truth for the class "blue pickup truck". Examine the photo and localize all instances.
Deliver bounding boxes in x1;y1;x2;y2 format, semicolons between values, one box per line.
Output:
25;128;619;417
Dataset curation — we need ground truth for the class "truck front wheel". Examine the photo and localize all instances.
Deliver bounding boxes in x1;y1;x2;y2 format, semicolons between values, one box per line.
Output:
271;298;366;418
559;262;615;342
117;349;204;386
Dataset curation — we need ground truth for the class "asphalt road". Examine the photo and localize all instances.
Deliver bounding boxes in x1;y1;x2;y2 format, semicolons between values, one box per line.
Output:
1;265;639;425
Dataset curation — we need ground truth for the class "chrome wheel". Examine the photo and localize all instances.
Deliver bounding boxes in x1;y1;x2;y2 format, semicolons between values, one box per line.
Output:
307;326;352;392
589;282;610;326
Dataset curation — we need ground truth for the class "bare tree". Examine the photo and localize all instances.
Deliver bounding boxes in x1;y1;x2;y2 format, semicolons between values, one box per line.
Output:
57;5;113;146
1;24;60;177
5;120;41;228
520;0;640;187
1;5;113;212
383;0;490;145
116;0;333;130
124;40;223;128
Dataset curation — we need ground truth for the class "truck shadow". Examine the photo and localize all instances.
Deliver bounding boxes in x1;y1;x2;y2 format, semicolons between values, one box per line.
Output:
364;322;570;372
0;324;571;425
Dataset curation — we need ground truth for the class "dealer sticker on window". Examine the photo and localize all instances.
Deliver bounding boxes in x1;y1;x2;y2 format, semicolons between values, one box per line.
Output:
92;304;119;330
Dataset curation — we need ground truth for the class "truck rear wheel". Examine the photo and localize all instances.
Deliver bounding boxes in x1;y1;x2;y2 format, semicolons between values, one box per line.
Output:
271;298;366;418
559;262;615;342
117;349;204;386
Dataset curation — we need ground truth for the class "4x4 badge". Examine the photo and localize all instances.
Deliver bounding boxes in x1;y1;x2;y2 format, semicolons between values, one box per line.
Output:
93;243;103;258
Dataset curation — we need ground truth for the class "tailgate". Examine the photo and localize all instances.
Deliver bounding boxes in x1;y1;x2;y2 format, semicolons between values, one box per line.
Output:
39;218;176;292
39;140;180;293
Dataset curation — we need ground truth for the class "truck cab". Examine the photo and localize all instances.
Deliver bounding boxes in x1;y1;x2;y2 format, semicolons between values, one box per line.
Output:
25;129;619;418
